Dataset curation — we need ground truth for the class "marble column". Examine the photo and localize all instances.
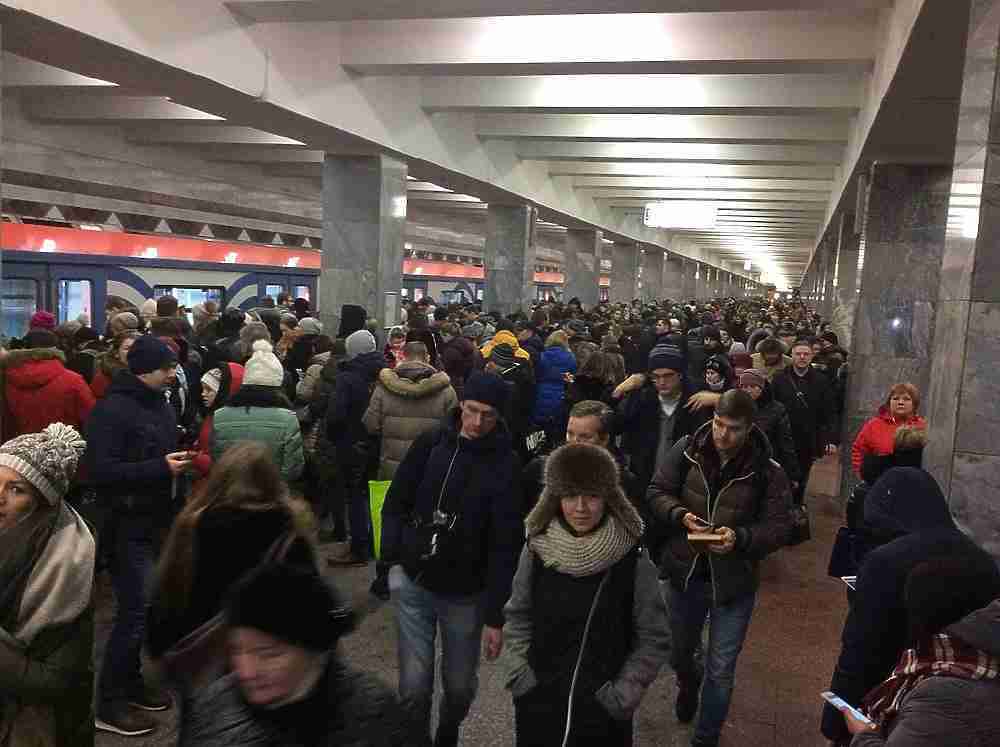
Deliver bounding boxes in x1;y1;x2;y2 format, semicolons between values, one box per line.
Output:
681;258;698;300
642;247;665;302
925;0;1000;560
840;162;951;501
831;212;861;350
563;228;602;310
320;154;407;335
663;253;685;300
610;242;638;303
484;204;535;317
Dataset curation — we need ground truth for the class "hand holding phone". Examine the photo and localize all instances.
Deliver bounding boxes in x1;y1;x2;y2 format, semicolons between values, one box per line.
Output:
821;691;875;731
682;512;712;533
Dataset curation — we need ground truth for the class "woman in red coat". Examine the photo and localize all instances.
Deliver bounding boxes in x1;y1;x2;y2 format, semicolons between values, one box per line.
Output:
851;382;926;477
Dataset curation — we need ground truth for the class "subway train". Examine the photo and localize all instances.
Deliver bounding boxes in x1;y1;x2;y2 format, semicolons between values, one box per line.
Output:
1;223;604;339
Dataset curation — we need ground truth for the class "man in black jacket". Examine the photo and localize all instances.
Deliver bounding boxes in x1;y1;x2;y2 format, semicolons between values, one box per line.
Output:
771;337;838;505
485;343;535;460
86;335;191;737
381;372;523;747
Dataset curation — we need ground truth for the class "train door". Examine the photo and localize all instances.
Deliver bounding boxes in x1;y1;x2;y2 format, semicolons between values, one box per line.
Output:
287;275;316;310
50;264;106;333
258;274;290;306
1;263;45;339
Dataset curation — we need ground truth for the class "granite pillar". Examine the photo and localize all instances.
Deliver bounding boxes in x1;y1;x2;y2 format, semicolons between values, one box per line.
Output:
681;258;698;300
642;247;665;302
840;162;951;501
564;228;602;310
321;154;407;335
663;253;685;301
610;243;638;303
831;212;861;350
484;204;535;317
924;0;1000;560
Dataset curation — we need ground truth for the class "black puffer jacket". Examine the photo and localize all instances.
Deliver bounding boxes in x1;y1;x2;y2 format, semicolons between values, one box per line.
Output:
821;468;1000;743
751;381;801;483
179;659;411;746
327;351;386;450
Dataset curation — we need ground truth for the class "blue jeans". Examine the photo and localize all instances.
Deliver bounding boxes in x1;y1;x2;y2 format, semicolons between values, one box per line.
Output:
98;516;157;705
389;565;484;742
669;579;756;747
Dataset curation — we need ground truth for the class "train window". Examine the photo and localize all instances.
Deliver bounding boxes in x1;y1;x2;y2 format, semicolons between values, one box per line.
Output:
476;288;484;301
293;285;310;302
400;288;409;298
264;284;284;302
56;279;92;325
2;278;39;340
154;286;224;324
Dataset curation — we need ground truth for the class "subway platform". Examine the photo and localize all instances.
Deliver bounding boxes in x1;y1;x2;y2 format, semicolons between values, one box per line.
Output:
95;456;847;747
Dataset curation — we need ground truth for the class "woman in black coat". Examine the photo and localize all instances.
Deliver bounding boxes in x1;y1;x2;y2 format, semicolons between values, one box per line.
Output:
737;369;801;486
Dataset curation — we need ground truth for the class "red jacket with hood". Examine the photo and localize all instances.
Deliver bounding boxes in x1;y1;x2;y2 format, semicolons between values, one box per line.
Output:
851;405;927;476
192;363;245;477
0;347;96;441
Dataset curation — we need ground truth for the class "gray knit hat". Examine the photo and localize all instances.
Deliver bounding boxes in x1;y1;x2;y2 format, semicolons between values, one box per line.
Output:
0;423;87;505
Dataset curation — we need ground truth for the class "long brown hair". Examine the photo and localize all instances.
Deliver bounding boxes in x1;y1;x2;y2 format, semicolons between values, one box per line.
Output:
155;442;313;614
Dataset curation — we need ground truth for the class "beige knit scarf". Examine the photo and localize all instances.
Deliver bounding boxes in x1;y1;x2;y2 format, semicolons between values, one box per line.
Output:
529;514;640;578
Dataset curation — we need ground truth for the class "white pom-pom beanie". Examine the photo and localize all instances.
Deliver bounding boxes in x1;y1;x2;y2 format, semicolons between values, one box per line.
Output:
0;423;87;505
242;339;284;388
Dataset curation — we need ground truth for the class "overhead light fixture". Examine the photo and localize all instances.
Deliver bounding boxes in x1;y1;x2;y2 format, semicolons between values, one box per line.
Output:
643;202;716;230
744;260;752;271
79;224;104;231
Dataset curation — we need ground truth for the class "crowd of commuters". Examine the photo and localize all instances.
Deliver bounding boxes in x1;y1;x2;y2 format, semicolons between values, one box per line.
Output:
1;286;995;747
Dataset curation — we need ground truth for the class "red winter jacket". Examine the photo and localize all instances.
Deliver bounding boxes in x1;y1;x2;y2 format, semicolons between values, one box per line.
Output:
192;363;245;478
851;405;927;476
1;348;96;440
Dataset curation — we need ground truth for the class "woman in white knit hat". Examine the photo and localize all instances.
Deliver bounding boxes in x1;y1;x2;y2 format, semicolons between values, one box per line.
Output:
501;442;669;747
0;423;96;745
210;340;303;483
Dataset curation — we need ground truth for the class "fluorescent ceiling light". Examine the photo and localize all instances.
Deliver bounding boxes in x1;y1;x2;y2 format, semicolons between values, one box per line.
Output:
643;202;716;230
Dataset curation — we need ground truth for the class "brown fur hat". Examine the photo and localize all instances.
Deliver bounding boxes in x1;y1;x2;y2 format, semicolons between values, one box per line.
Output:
525;443;643;538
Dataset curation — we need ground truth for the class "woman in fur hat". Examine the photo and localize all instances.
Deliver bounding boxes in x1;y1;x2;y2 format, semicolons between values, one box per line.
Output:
0;423;96;747
501;443;669;746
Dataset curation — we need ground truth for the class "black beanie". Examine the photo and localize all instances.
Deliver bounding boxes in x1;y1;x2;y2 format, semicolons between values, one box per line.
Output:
24;329;59;350
226;562;354;652
127;334;177;375
648;341;685;373
463;371;510;412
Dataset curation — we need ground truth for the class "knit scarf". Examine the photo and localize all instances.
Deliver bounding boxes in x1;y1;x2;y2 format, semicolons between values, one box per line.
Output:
862;633;1000;726
529;514;638;578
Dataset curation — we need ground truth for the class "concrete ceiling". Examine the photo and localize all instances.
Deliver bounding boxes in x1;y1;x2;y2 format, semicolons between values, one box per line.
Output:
0;0;966;289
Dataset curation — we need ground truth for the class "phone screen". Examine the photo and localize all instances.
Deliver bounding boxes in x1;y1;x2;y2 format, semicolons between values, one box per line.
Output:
841;576;857;591
821;691;873;725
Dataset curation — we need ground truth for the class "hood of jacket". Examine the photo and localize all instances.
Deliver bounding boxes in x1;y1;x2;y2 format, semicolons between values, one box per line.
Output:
210;362;245;412
339;350;385;380
482;330;531;360
863;467;954;536
2;347;68;389
107;368;170;406
378;362;451;399
947;599;1000;657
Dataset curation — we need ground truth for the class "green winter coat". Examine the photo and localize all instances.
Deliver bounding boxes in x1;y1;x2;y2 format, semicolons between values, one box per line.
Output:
211;405;304;482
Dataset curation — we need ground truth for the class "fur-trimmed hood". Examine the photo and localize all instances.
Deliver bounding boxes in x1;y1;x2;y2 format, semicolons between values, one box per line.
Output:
0;346;66;370
0;347;68;389
526;442;643;540
378;361;451;399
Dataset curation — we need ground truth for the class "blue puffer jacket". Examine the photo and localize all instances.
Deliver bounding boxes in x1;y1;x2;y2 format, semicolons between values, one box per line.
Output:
532;346;576;424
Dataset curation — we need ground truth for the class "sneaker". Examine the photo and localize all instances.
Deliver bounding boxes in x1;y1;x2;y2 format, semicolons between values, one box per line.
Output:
127;683;171;712
370;575;390;601
96;702;157;737
675;675;701;724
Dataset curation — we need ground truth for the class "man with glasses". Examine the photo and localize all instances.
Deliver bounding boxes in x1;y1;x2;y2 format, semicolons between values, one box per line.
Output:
647;389;793;747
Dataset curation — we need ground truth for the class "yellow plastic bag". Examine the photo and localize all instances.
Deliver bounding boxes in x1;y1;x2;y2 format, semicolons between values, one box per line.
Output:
368;480;392;560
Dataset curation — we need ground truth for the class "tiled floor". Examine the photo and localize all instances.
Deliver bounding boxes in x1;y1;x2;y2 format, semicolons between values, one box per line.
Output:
95;456;848;746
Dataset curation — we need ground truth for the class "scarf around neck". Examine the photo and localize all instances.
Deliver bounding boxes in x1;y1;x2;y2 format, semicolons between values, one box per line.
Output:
529;513;639;578
862;632;1000;726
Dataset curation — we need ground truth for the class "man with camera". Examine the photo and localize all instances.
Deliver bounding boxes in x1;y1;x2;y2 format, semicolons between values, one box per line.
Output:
381;371;524;747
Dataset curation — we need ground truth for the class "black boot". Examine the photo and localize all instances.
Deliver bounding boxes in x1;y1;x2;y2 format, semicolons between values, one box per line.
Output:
675;672;702;724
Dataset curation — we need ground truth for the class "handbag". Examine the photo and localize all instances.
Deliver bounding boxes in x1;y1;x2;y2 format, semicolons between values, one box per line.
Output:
827;526;858;578
787;502;812;546
160;531;300;691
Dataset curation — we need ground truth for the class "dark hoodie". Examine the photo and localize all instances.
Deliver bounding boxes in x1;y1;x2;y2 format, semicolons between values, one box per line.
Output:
821;468;996;742
380;409;523;627
327;350;386;451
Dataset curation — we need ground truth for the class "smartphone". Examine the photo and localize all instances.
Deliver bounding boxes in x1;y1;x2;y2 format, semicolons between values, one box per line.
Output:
688;532;724;542
841;576;857;591
821;691;874;726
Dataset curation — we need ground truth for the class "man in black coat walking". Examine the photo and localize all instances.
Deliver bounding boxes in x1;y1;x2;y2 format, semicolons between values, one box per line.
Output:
770;337;838;505
381;372;523;747
87;335;191;737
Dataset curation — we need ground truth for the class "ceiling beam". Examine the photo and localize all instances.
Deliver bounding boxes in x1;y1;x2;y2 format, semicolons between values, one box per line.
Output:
477;114;850;144
125;125;307;147
23;94;225;122
2;52;116;90
549;162;838;179
342;12;878;76
206;148;327;163
573;176;833;191
518;141;845;164
585;189;828;201
227;0;891;23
